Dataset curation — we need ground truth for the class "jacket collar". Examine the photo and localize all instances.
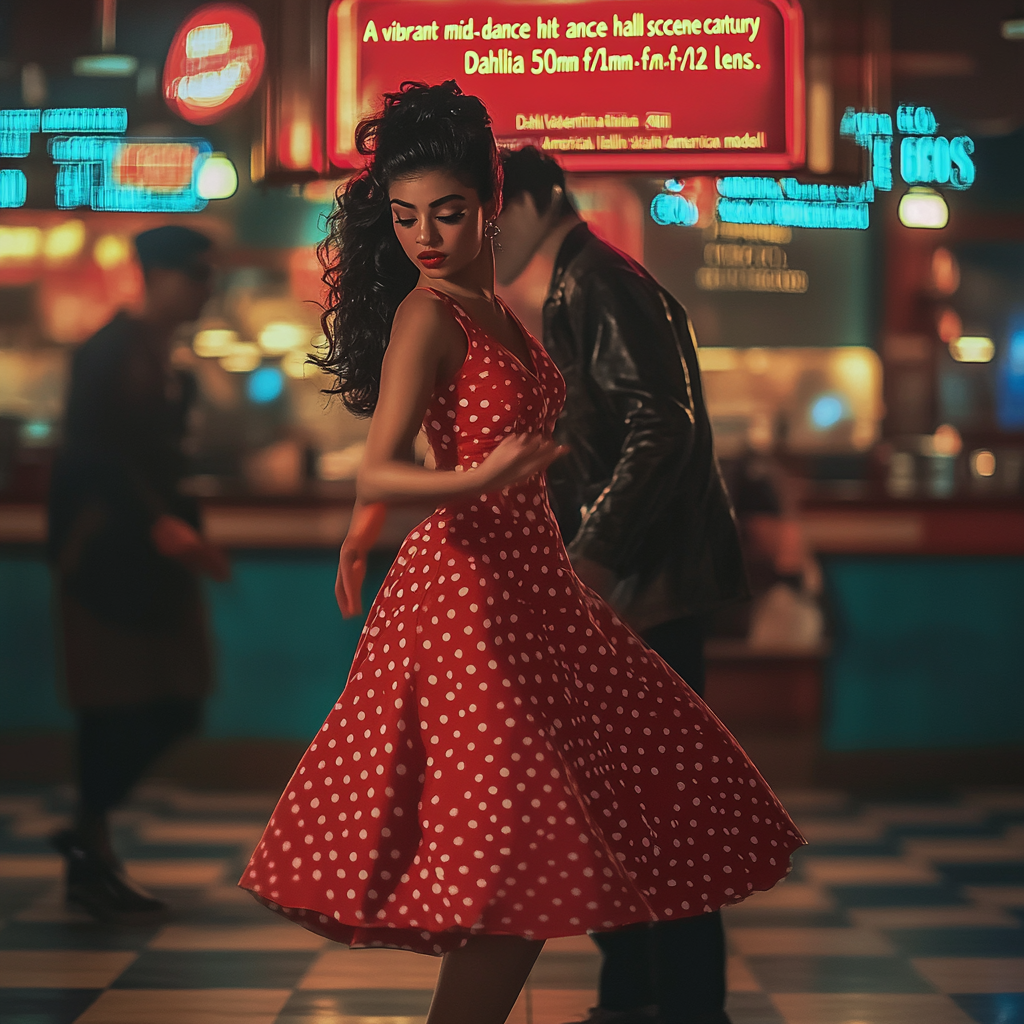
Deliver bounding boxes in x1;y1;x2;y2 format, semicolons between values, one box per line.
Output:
548;221;592;300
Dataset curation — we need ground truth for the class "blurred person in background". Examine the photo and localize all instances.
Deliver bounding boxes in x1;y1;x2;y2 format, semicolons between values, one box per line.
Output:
47;226;229;923
497;147;747;1024
718;438;823;651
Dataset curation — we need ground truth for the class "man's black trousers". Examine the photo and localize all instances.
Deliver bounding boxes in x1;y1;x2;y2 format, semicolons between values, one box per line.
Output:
592;614;728;1024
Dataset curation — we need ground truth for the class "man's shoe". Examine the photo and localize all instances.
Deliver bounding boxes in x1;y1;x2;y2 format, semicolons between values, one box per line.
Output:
51;829;168;925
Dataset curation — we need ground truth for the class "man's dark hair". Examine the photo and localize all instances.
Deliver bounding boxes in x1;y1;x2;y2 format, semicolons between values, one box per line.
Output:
500;146;577;216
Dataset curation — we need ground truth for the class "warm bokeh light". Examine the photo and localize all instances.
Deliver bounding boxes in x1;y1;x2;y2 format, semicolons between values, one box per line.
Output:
971;449;996;478
950;335;995;363
281;349;313;379
193;328;239;358
898;186;949;229
936;307;962;343
258;321;310;355
43;221;86;263
0;226;42;261
197;152;239;200
931;247;960;294
219;342;261;372
93;234;132;270
932;423;963;457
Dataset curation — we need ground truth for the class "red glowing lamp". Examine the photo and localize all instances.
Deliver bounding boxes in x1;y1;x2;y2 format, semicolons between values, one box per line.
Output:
164;3;266;125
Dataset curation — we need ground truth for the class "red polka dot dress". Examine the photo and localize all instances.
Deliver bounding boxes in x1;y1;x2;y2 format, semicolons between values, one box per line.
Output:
240;289;805;955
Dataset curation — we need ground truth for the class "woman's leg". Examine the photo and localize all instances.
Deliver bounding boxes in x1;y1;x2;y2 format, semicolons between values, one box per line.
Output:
426;934;544;1024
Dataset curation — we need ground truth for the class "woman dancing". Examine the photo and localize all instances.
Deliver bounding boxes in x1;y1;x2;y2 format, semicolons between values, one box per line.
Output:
241;81;803;1024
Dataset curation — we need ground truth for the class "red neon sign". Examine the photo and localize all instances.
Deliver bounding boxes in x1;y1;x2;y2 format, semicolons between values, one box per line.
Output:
327;0;804;172
112;143;198;191
164;3;266;125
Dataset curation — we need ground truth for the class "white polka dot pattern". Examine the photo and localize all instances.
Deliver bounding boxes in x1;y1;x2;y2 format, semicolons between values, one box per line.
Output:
240;290;805;956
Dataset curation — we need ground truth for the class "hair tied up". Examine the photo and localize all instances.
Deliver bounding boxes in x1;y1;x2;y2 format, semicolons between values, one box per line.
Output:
313;80;501;416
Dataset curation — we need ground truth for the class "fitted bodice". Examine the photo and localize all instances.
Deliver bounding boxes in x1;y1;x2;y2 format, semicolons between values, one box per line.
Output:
421;289;565;474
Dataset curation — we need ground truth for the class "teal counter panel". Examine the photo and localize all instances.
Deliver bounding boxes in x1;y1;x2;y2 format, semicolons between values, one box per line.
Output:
823;556;1024;751
6;552;1022;750
0;553;70;731
202;553;390;739
0;552;390;740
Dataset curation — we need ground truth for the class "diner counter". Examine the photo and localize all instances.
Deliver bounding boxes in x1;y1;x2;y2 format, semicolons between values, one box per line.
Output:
2;492;1021;776
3;493;1024;553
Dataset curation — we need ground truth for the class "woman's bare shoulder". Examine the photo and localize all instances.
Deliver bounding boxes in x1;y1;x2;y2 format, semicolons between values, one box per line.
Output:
389;288;464;356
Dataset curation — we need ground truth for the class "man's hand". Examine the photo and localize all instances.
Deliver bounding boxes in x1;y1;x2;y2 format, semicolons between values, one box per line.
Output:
572;556;618;600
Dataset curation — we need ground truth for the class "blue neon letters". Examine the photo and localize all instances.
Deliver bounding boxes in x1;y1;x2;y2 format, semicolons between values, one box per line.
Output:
0;106;210;211
650;106;976;232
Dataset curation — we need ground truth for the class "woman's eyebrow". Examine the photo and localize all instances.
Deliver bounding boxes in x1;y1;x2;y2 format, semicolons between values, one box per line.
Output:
390;198;415;209
429;194;465;207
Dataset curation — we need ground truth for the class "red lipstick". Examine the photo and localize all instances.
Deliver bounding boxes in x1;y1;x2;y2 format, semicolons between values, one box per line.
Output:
417;249;447;268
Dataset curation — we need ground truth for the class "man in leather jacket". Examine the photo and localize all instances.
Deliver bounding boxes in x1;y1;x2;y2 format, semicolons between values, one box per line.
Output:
497;147;746;1024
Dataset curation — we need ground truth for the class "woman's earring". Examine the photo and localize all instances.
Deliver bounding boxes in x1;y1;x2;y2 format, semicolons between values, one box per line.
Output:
485;220;502;250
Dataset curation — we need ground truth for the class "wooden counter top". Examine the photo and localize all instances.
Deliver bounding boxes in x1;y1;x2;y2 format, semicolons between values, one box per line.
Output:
3;495;1023;554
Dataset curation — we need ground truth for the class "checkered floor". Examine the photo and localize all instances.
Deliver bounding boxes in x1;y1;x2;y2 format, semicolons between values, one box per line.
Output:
0;784;1022;1024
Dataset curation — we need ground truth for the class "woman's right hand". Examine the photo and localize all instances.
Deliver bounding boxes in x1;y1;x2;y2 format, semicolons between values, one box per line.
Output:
471;434;568;492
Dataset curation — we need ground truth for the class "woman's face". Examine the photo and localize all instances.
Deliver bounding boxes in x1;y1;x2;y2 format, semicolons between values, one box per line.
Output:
389;168;494;280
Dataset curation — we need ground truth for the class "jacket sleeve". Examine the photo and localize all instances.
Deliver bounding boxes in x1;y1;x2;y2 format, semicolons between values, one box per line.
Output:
564;267;698;575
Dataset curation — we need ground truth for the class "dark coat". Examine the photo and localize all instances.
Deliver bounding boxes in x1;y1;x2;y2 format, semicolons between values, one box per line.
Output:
47;313;211;707
543;223;747;622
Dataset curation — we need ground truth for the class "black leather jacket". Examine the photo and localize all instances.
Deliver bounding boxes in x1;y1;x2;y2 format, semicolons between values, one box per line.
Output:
544;223;747;619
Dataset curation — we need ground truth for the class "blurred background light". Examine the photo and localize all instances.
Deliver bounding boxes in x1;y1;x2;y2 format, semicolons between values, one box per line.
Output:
164;3;267;125
1001;18;1024;39
73;54;138;77
92;234;131;270
193;328;239;358
0;169;27;208
932;423;963;457
197;152;238;200
0;226;42;260
19;420;52;443
950;335;995;363
41;108;128;132
936;307;963;343
219;342;261;373
281;349;312;379
43;221;86;263
258;321;309;355
650;190;699;226
898;186;949;229
247;365;285;403
930;247;960;294
809;392;847;430
971;449;996;478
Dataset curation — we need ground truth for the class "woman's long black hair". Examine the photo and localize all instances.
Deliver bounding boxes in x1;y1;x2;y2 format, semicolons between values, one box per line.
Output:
314;80;502;416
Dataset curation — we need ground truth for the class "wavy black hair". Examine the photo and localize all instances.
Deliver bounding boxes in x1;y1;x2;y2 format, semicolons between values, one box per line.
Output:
313;80;502;416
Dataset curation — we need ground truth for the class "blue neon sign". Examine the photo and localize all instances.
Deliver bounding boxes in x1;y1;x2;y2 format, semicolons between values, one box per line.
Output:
649;106;976;232
0;169;27;208
0;106;211;212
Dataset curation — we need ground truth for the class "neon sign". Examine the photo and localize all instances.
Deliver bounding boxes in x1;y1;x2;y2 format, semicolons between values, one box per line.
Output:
328;0;806;172
164;3;266;125
649;179;698;224
0;106;215;212
649;105;976;231
0;170;27;208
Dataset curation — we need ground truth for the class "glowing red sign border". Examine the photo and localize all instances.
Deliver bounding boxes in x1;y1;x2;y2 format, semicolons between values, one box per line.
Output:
327;0;805;172
164;2;266;126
